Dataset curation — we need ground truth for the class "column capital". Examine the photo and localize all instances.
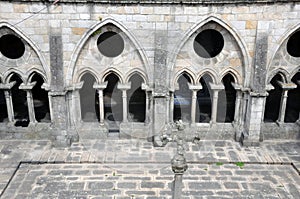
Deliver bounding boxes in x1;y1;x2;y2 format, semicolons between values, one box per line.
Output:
188;83;202;91
19;82;37;90
117;82;131;90
141;83;152;92
66;82;84;91
277;81;297;90
231;83;243;91
93;81;108;90
208;82;224;90
0;81;16;90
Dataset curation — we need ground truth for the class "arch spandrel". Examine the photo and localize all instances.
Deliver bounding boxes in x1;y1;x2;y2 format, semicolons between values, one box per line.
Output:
67;18;150;86
171;16;250;88
0;22;49;84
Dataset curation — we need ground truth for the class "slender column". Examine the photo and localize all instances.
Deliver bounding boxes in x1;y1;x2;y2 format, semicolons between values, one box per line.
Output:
188;83;202;124
234;91;242;124
117;83;131;123
0;82;16;123
169;92;174;123
93;82;108;125
19;82;37;124
142;83;151;125
209;83;224;124
4;90;14;122
277;81;297;123
66;82;83;126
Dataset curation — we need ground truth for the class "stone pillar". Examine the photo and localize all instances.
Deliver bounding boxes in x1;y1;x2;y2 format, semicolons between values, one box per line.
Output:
277;81;297;124
117;83;131;123
0;82;16;123
19;82;37;124
231;83;243;124
188;83;202;124
65;82;83;127
242;92;267;146
297;81;300;126
209;83;224;124
94;82;108;125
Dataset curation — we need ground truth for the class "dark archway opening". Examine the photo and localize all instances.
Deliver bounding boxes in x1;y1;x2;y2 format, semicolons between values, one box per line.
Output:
10;74;29;127
128;74;146;122
31;74;50;123
264;74;283;122
173;73;192;122
194;29;224;58
103;73;122;122
285;72;300;122
287;31;300;57
0;80;8;122
79;73;99;122
0;34;25;59
217;74;236;123
196;74;213;123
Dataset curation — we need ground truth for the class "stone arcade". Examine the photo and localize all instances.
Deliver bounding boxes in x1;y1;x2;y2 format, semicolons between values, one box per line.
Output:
0;0;299;146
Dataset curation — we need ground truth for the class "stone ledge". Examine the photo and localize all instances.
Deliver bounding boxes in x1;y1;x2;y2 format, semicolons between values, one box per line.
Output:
2;0;300;5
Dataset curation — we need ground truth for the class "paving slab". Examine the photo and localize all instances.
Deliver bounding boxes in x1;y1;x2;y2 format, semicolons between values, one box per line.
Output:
0;139;299;198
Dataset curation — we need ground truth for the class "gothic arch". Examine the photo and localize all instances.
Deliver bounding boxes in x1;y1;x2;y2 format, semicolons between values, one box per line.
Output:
101;68;124;84
268;22;300;71
125;69;148;84
267;68;289;84
67;17;150;86
290;66;300;81
76;68;100;84
220;69;242;85
0;22;49;83
197;69;218;84
27;69;47;84
173;69;196;87
170;16;250;87
4;70;25;83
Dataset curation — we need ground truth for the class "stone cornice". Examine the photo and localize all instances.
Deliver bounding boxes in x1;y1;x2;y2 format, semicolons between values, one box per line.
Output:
2;0;300;5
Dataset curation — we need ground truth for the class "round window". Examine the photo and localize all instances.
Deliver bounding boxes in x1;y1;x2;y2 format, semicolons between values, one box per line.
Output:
97;31;124;57
193;29;224;58
287;31;300;57
0;34;25;59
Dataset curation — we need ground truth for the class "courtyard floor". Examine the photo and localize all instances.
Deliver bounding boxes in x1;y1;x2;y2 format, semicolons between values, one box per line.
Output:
0;138;299;198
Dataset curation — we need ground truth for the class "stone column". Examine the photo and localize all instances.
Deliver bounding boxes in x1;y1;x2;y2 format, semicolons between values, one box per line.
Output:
297;81;300;126
19;82;37;124
208;83;224;124
94;82;108;125
142;83;152;125
188;83;202;124
117;83;131;123
169;91;174;123
0;82;16;123
277;81;297;124
231;83;243;124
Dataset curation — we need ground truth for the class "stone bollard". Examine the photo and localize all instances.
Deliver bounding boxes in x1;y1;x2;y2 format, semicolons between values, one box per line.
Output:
171;140;188;199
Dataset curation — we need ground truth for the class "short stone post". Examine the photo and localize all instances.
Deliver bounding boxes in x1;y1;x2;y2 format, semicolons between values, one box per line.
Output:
171;141;188;199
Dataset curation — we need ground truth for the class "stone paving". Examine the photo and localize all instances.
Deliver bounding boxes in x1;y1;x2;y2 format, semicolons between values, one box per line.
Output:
0;139;299;198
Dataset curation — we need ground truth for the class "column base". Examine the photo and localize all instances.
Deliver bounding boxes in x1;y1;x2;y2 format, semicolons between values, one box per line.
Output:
240;132;260;147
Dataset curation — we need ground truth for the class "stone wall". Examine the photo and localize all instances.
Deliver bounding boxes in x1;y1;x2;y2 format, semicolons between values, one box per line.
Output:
0;0;299;146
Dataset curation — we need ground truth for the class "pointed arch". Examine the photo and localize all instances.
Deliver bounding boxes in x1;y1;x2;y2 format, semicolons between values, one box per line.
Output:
290;66;300;82
125;69;148;84
267;68;289;84
0;22;49;83
169;16;250;87
76;68;100;84
4;70;25;83
173;69;196;87
67;17;150;86
197;69;218;84
268;22;300;71
27;69;47;84
101;68;124;83
220;68;242;85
